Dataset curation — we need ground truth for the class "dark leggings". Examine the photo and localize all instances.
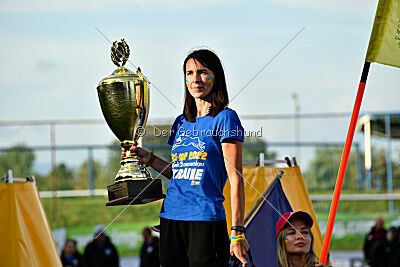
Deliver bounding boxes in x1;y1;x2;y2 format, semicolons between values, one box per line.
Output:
160;218;230;267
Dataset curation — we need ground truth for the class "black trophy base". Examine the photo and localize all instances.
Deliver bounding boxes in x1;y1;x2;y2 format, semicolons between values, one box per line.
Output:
106;179;165;206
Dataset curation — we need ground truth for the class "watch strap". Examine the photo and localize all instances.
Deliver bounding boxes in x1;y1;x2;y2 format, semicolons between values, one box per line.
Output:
231;226;246;233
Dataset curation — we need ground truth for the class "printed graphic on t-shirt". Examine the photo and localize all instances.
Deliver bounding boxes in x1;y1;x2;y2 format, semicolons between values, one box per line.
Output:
171;131;207;185
172;132;205;151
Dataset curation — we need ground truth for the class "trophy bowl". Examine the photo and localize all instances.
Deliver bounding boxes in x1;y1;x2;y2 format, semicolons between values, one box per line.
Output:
97;39;165;206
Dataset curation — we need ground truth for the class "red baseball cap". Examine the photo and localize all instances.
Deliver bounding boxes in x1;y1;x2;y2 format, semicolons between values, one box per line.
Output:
275;211;313;238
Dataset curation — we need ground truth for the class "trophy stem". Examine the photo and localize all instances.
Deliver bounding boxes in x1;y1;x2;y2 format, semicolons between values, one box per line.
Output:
106;139;165;206
115;140;151;182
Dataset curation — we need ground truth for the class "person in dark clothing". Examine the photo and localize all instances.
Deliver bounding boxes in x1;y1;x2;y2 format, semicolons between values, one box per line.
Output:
381;226;400;267
395;227;400;265
84;225;119;267
140;227;160;267
61;239;85;267
363;217;387;267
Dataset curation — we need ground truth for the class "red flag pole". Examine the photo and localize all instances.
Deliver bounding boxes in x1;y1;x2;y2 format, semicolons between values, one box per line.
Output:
320;61;371;264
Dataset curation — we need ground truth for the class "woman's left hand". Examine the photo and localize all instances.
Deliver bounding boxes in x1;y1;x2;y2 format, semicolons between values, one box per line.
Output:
230;239;250;266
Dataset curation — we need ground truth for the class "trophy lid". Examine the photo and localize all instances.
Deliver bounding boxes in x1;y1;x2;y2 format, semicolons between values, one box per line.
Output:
98;66;142;86
98;39;144;86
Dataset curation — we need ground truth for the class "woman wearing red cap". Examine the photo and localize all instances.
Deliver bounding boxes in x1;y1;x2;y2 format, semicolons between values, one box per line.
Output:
276;211;329;267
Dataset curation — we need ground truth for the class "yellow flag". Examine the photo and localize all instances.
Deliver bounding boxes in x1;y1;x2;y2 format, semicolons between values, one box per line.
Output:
366;0;400;68
0;182;62;266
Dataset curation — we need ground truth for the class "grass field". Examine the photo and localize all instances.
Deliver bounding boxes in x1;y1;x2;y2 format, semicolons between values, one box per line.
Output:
42;196;163;256
42;196;162;227
42;196;400;255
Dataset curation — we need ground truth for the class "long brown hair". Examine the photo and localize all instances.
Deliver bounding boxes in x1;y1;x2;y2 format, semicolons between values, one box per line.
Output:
182;49;229;122
277;227;317;267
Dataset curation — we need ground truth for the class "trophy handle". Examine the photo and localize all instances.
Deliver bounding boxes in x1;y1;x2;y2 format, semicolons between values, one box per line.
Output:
132;69;150;142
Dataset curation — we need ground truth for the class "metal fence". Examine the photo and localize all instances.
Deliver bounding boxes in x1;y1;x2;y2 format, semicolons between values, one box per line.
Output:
0;111;399;196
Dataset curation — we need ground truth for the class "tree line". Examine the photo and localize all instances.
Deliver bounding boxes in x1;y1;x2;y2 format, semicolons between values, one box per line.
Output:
1;141;398;193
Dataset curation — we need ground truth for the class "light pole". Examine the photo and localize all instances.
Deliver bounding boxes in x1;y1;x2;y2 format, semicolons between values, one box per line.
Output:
292;92;301;163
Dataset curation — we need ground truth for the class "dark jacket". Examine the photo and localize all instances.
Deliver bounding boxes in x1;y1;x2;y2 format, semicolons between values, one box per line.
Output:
363;227;387;267
61;251;85;267
140;236;160;267
84;237;119;267
381;238;400;267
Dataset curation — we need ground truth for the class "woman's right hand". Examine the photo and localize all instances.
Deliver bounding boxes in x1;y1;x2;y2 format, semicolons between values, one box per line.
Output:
124;143;172;179
123;144;152;164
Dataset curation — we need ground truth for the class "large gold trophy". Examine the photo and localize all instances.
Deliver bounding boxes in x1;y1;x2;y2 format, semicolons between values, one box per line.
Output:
97;39;165;206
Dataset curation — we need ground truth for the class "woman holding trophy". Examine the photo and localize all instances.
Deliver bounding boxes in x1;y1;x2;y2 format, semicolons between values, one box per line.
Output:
130;49;249;267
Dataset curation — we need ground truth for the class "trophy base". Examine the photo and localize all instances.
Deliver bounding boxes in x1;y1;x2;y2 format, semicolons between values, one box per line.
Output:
106;179;165;206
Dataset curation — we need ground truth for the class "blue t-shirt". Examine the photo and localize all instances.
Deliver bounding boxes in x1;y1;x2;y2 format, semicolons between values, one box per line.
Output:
159;109;245;221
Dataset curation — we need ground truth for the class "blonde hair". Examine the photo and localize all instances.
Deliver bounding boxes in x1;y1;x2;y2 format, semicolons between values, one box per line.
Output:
277;227;317;267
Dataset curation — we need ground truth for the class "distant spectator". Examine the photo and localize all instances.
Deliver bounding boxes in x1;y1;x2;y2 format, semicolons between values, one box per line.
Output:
140;227;160;267
363;217;387;267
397;227;400;243
60;239;85;267
381;226;400;267
84;225;119;267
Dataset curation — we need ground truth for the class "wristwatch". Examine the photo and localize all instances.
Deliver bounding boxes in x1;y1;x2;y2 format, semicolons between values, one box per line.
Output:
231;226;246;233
